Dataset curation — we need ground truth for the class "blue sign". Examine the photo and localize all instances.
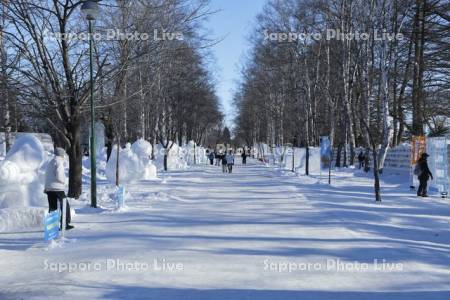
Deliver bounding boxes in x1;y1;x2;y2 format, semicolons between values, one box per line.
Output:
44;211;60;242
116;186;125;208
320;136;332;170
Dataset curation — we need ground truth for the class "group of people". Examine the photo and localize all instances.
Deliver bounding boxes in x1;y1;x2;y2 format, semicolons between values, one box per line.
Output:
207;148;248;174
207;150;235;173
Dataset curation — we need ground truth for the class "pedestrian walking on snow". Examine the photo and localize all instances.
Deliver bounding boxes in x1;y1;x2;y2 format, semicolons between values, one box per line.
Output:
415;153;433;197
242;150;247;165
226;151;235;173
208;151;215;165
44;147;74;231
222;154;228;173
358;151;365;169
215;151;221;166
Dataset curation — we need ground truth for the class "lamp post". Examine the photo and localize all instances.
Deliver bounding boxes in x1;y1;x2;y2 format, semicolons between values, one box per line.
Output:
81;0;99;208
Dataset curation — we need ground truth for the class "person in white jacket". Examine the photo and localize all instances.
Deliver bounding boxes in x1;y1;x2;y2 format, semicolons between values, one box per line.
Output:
45;147;73;230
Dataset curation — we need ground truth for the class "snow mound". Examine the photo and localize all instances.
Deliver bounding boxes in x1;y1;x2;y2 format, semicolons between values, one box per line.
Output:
0;207;47;232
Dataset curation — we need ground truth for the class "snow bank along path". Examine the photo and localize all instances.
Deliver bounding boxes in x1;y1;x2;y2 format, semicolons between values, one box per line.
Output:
0;160;450;299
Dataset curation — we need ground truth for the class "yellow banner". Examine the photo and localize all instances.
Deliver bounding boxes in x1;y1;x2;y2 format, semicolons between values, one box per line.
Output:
411;136;426;165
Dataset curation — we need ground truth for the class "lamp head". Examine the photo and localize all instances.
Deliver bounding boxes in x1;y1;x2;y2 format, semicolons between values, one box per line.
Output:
81;0;99;21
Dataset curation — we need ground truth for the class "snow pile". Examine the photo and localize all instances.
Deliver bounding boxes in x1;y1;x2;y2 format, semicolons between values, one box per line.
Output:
154;142;188;170
0;208;47;232
0;134;48;209
105;141;157;184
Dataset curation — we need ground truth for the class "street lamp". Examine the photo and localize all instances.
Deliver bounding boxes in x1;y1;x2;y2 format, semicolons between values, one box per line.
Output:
81;0;99;208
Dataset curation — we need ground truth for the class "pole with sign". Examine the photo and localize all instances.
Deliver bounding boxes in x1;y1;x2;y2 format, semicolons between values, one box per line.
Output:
44;211;61;242
320;136;332;184
116;186;125;209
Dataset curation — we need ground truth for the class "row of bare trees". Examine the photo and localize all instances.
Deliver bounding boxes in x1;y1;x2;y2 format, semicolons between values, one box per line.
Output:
0;0;223;197
235;0;450;199
234;0;449;201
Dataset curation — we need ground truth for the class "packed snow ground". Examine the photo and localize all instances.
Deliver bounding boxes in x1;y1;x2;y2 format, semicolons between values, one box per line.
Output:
1;159;450;299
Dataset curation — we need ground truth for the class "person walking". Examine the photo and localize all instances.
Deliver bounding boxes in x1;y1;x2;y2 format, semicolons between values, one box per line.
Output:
242;149;247;165
226;150;235;173
416;153;433;197
357;151;365;169
208;151;215;165
221;153;228;173
215;151;220;166
44;147;74;230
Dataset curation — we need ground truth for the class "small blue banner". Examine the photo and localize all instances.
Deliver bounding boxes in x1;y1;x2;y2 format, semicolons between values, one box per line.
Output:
320;136;332;170
44;211;60;242
116;186;125;208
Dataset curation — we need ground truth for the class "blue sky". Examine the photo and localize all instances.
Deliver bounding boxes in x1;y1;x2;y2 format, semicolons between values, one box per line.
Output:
206;0;267;128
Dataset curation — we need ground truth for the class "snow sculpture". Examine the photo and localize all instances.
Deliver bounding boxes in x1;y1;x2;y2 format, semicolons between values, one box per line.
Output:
105;140;158;184
0;135;48;208
131;139;157;180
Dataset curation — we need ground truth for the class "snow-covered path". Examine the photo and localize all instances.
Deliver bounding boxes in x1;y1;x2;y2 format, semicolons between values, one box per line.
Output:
1;160;450;299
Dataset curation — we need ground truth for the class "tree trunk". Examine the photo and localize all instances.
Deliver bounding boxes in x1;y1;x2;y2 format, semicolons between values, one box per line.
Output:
164;154;168;171
336;144;342;168
115;139;120;186
378;31;393;174
67;118;82;198
3;89;10;153
305;144;310;176
0;9;11;153
411;0;426;136
372;147;381;202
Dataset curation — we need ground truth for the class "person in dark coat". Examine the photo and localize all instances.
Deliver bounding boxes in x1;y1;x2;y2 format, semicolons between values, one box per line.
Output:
214;151;220;166
208;151;215;165
357;151;365;169
417;153;433;197
242;149;247;165
221;154;228;173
